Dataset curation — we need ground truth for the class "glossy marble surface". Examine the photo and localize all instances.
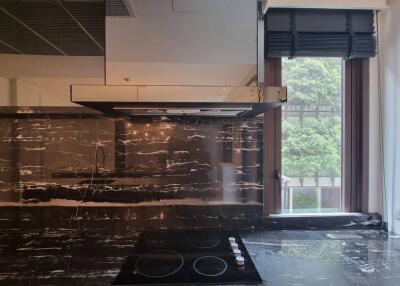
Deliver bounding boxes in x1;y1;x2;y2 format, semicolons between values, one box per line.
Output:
1;228;398;286
242;229;400;286
0;108;263;207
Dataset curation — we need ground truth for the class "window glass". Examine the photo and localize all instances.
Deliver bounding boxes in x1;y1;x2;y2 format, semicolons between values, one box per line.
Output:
281;58;342;213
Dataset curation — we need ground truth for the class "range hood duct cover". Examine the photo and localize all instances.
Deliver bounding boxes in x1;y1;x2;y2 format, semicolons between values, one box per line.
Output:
72;1;286;117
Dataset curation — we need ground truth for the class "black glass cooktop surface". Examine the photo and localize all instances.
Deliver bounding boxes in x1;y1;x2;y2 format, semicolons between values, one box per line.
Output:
113;230;262;285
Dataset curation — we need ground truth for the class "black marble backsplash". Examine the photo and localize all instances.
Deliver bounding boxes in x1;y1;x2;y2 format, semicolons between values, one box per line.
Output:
0;107;263;207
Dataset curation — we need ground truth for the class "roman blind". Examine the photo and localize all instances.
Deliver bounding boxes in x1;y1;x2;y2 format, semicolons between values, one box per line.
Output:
265;8;376;58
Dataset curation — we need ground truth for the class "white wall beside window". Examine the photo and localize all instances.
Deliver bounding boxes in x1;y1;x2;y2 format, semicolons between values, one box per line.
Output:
372;0;400;234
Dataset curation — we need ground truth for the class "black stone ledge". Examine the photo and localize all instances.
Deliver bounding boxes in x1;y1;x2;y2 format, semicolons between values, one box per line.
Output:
262;213;382;230
0;205;262;230
0;206;382;231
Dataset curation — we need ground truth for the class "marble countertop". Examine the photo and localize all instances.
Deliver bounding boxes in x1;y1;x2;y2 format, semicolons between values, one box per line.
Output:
1;228;399;286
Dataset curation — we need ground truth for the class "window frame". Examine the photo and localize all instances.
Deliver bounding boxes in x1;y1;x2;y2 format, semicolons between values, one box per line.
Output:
263;57;370;216
263;58;282;215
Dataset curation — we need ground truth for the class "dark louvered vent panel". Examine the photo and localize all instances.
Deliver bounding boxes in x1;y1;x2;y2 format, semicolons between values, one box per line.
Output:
106;0;132;16
62;1;105;50
0;39;21;54
0;0;105;56
265;9;376;59
0;6;61;55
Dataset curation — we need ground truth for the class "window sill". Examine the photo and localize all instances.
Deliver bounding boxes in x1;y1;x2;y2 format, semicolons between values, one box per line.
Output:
269;212;365;218
262;213;382;230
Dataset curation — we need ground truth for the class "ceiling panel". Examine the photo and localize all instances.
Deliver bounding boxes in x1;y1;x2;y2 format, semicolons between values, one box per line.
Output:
0;6;62;55
0;0;105;56
62;0;105;49
106;0;131;16
0;39;22;54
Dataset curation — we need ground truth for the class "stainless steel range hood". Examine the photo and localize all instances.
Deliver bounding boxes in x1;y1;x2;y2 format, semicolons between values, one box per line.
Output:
71;84;286;117
71;0;286;117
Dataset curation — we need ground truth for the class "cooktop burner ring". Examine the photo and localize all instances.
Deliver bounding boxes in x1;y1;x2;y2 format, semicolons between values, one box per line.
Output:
187;233;221;249
135;250;184;278
193;256;228;277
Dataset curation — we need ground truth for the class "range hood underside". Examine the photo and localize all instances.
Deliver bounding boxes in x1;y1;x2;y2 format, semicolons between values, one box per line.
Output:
75;101;281;117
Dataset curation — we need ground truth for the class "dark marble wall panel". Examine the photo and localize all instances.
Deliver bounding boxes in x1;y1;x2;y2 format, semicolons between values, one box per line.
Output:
0;118;18;201
0;108;263;207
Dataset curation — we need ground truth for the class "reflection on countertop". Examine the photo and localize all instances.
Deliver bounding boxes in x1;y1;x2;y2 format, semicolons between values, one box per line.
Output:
0;228;398;286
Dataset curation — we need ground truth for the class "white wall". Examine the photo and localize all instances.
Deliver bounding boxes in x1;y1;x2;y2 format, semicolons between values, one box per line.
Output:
369;56;383;215
0;54;104;78
374;0;400;234
0;77;10;106
14;77;104;106
0;55;104;106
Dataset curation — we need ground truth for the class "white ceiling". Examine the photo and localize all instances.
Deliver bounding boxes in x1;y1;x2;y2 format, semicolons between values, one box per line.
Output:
172;0;233;14
106;0;257;85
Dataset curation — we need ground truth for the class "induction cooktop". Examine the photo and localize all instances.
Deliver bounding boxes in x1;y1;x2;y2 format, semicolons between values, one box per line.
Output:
113;230;262;285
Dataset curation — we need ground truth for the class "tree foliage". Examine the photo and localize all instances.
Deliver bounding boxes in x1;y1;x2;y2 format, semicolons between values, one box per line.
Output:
282;58;342;177
283;57;342;107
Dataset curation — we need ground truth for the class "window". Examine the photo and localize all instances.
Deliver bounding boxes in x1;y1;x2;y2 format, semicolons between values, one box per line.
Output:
281;58;343;213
